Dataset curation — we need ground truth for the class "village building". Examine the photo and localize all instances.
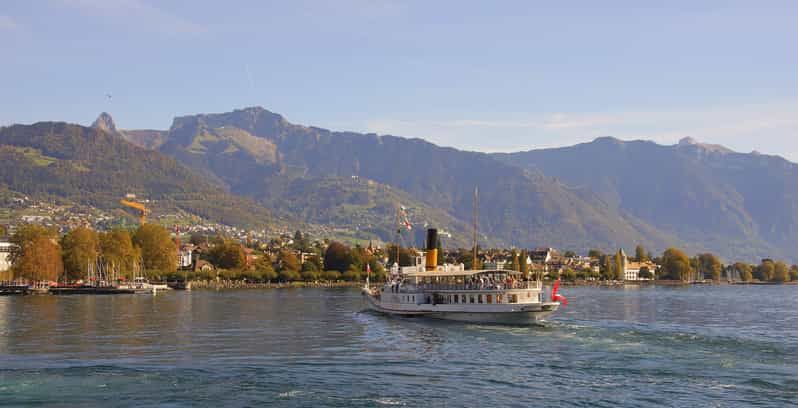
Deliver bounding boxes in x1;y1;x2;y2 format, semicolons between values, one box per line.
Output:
0;241;14;280
177;244;194;269
624;261;657;281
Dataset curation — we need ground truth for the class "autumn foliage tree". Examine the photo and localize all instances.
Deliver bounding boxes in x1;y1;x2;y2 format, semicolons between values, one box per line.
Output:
277;249;301;281
773;261;790;283
754;260;775;281
100;229;138;279
10;224;63;282
660;248;692;281
132;223;176;275
696;253;722;281
207;239;246;270
61;227;100;281
732;262;753;282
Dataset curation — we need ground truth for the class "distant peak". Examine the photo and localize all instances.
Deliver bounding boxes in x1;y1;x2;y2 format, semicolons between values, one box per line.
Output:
91;112;117;133
592;136;623;144
678;137;698;145
676;137;732;154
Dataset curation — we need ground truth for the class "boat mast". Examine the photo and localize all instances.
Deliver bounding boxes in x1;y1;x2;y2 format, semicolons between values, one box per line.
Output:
472;186;478;270
394;204;400;265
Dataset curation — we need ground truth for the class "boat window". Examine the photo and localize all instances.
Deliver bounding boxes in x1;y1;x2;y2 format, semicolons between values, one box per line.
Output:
509;294;518;303
528;292;532;298
469;295;475;304
487;294;492;304
478;295;483;304
496;294;502;303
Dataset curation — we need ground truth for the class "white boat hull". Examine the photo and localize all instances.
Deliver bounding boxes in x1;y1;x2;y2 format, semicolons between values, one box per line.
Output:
363;289;558;325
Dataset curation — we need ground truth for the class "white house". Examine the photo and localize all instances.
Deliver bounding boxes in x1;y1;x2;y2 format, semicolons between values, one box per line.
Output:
0;241;14;279
624;261;657;281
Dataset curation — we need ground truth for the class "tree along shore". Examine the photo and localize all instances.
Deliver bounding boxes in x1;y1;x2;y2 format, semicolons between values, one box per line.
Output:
4;223;798;286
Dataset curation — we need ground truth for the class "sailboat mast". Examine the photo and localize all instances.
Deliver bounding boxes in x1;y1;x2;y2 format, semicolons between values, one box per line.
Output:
395;205;400;264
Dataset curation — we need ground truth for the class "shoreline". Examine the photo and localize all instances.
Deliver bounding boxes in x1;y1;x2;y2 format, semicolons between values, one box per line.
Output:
186;279;798;290
184;279;798;290
187;280;364;290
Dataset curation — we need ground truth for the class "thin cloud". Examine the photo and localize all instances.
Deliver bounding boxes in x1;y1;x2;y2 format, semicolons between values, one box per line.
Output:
359;102;798;160
60;0;203;35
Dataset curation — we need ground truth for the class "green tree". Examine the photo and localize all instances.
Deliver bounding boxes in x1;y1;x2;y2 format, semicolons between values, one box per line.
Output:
563;250;576;258
100;229;138;279
600;254;613;280
301;260;321;282
635;245;648;262
253;254;277;282
386;244;415;267
132;223;177;275
661;248;692;281
638;266;653;279
342;265;362;281
588;249;604;259
436;239;445;266
471;245;482;270
510;249;520;272
189;233;207;246
562;267;577;281
697;253;722;281
61;227;100;281
207;240;246;270
350;246;366;271
791;265;798;282
519;250;529;276
322;270;342;282
773;261;790;282
324;241;353;272
293;230;309;251
368;259;386;282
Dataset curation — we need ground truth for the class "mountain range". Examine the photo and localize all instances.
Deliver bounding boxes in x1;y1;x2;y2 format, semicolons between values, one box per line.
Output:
2;106;796;262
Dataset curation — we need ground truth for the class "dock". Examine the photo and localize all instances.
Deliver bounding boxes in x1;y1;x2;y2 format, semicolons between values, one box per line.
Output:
0;284;30;295
48;286;135;295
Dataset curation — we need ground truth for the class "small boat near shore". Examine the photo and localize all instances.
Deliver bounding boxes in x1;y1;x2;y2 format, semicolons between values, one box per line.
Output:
117;277;171;294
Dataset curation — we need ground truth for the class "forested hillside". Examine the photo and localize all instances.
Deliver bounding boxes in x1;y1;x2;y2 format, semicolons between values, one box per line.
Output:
0;122;275;228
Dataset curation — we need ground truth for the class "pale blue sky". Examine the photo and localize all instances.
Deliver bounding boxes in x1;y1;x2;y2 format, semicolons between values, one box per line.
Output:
1;1;797;158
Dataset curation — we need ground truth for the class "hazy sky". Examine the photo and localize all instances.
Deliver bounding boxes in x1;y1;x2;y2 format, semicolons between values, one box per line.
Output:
1;1;797;158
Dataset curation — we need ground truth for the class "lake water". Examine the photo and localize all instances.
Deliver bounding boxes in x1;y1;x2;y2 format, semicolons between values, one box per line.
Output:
1;285;797;407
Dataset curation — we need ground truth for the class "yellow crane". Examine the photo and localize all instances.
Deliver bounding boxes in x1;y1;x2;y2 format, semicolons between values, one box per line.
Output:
120;199;150;225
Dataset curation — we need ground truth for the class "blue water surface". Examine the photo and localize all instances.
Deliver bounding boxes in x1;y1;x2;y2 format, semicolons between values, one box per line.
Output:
0;285;796;407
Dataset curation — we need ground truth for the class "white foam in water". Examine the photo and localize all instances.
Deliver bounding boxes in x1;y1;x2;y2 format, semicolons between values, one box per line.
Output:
374;397;405;406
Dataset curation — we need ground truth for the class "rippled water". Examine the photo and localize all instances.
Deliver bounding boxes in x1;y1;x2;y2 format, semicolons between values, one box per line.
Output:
1;285;797;407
